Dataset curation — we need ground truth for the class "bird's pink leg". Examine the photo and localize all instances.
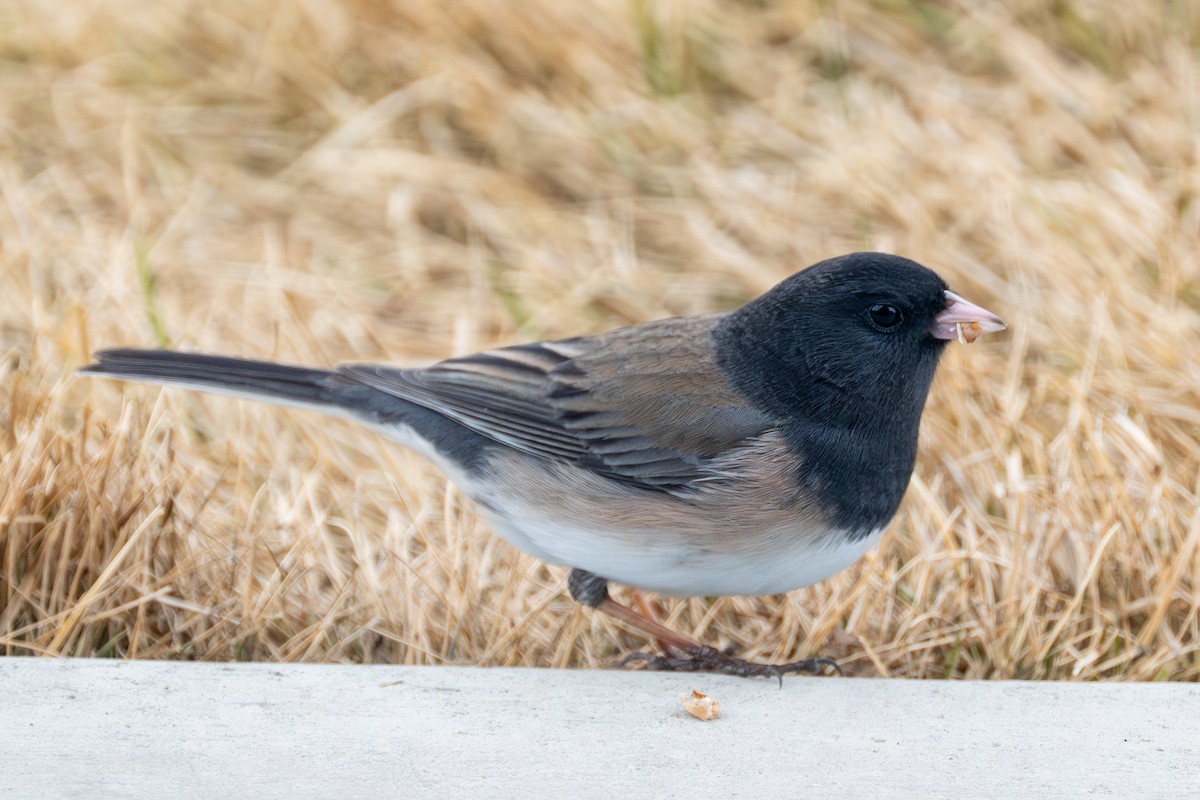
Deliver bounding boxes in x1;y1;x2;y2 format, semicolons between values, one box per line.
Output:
568;568;839;680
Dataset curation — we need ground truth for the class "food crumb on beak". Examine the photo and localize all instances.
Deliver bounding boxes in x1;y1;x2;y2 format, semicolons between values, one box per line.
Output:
956;321;983;344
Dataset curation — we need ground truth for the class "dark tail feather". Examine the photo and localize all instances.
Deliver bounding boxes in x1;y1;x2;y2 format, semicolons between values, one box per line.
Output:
80;349;342;407
83;349;500;473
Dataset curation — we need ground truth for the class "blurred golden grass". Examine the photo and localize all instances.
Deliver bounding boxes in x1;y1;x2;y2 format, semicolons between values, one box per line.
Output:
2;0;1199;679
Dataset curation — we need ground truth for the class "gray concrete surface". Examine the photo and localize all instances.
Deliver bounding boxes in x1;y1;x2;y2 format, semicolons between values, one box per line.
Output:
1;658;1197;799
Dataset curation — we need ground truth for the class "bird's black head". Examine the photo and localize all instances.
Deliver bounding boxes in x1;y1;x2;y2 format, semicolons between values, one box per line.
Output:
715;252;953;423
714;252;966;533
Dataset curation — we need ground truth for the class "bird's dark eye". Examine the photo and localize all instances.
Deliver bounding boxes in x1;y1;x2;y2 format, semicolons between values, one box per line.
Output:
867;303;903;331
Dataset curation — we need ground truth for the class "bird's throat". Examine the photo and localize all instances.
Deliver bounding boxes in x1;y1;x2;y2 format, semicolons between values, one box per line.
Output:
781;411;921;538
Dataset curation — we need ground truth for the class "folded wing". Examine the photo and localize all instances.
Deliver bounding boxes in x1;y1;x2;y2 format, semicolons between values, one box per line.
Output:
337;315;774;490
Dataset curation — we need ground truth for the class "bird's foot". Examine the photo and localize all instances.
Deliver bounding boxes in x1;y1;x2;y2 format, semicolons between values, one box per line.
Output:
617;646;841;683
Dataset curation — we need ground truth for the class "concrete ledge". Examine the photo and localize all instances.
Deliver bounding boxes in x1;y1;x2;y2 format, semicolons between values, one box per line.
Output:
3;658;1197;799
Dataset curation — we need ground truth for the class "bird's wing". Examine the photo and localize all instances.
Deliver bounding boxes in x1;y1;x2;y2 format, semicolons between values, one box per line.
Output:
336;314;775;489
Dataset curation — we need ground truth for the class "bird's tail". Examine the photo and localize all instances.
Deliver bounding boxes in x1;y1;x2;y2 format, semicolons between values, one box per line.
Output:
79;349;346;412
81;348;498;473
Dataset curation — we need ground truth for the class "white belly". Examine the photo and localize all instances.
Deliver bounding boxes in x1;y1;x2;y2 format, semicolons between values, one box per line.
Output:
372;421;885;597
481;510;884;597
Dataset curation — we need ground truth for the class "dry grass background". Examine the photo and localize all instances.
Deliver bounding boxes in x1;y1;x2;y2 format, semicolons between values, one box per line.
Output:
2;0;1199;680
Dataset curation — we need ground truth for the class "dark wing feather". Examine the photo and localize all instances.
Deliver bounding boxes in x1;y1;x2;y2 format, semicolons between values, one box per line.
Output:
339;344;587;461
337;315;775;488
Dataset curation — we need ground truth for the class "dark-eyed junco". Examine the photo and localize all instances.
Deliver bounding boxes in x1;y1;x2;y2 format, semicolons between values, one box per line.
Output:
82;252;1005;677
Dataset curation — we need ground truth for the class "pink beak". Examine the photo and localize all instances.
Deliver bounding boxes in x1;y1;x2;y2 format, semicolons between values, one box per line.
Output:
932;291;1006;343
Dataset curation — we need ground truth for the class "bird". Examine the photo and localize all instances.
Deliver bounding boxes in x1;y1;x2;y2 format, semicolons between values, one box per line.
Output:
81;252;1005;678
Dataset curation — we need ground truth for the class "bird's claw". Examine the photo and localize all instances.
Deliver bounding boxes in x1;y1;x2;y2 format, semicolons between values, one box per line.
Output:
617;648;841;683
